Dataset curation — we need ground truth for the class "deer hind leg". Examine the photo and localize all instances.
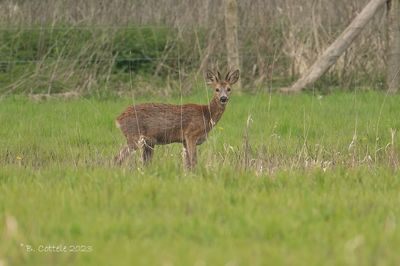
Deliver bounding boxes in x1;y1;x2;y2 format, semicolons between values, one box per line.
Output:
137;136;155;165
182;145;190;169
142;143;154;165
114;145;132;165
183;138;197;170
114;137;138;165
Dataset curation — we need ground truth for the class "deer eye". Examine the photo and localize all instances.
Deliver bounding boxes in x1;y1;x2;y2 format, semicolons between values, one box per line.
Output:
227;88;231;92
216;88;220;92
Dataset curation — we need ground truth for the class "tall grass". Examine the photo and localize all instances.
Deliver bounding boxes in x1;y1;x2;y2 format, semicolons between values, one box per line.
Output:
1;92;399;171
0;92;400;265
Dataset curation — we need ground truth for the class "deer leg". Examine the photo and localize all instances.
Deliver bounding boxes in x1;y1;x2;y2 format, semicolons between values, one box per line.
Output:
137;136;154;165
114;145;132;165
182;144;190;169
142;144;154;165
183;138;197;170
114;138;138;165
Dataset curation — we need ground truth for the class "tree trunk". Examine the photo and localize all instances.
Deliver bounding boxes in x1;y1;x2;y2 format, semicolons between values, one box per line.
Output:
224;0;241;89
281;0;387;93
387;0;400;93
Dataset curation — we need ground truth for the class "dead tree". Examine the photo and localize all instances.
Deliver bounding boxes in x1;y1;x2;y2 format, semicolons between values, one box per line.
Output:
281;0;387;93
387;0;400;93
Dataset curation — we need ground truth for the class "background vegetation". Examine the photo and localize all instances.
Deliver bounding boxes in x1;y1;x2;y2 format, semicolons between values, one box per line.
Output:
0;0;389;96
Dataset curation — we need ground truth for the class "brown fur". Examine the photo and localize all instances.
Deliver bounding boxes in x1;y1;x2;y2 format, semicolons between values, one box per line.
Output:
114;70;239;169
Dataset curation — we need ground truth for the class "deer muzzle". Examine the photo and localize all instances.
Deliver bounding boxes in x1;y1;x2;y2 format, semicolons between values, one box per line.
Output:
220;96;228;104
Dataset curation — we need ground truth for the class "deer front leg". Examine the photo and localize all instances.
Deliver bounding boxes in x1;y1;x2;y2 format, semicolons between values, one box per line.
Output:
183;138;197;170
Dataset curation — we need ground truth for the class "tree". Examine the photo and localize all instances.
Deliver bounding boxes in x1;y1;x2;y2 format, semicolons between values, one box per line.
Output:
281;0;387;93
387;0;400;93
224;0;241;89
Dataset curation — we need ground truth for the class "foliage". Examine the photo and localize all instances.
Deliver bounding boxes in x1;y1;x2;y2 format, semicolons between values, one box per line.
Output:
0;0;390;94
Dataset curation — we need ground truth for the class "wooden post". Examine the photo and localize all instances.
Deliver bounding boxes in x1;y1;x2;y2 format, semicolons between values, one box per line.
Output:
387;0;400;93
224;0;241;89
281;0;387;93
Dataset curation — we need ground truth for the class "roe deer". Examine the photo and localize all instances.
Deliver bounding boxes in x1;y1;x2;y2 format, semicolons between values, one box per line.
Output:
114;69;239;169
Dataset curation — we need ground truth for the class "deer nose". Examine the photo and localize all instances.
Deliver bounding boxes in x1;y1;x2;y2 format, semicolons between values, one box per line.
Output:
220;96;228;103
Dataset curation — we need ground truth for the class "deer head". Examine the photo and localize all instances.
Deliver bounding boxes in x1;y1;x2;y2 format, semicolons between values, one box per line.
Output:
206;70;240;105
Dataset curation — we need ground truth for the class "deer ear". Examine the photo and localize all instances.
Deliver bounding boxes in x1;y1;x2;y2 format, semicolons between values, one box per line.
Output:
226;69;239;85
206;70;219;84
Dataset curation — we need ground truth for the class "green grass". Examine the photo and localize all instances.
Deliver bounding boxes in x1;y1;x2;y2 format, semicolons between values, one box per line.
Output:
1;91;400;265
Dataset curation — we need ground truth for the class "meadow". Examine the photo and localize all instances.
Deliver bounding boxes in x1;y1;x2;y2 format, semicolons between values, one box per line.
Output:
0;91;400;265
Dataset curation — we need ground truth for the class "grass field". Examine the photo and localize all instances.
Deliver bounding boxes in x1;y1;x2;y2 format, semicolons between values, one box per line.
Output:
1;91;400;265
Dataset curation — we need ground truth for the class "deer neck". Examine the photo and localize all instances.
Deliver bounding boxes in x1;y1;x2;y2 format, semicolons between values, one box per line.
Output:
207;96;226;128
